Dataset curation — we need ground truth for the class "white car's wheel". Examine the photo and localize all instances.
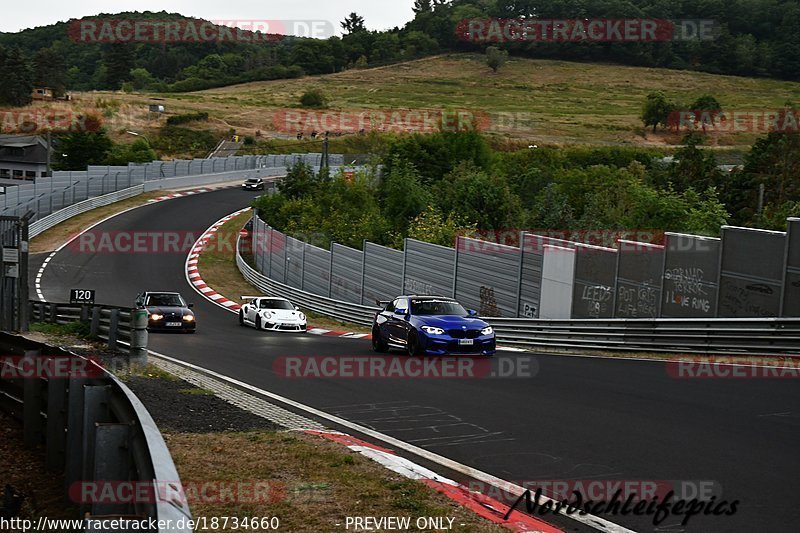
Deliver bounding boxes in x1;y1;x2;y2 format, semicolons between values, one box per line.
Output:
255;315;262;330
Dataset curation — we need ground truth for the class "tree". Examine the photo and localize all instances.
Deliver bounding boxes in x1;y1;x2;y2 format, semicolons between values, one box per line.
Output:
405;205;475;248
379;158;432;232
33;48;66;97
279;162;318;199
299;89;328;108
642;92;675;133
669;133;721;192
102;45;135;90
486;46;508;73
129;68;156;91
54;129;113;171
435;162;523;229
412;0;433;14
402;31;439;59
104;139;157;165
690;95;722;133
341;13;366;34
0;46;34;107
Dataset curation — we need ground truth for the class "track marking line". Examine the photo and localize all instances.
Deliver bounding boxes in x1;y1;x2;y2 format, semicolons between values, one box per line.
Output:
147;349;627;533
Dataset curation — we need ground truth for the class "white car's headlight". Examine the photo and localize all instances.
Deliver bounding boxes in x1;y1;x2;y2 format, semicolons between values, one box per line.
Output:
481;326;494;336
422;326;445;335
263;312;273;320
299;313;306;321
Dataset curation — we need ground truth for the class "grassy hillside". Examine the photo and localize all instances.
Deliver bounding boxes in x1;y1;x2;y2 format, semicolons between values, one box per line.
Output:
74;54;800;147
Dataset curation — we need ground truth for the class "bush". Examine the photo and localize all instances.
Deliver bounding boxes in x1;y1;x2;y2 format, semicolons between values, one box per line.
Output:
166;112;210;126
300;89;328;108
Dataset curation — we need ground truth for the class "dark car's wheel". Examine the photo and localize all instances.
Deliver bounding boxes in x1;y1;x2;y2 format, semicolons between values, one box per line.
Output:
372;326;388;353
407;331;422;357
255;316;262;331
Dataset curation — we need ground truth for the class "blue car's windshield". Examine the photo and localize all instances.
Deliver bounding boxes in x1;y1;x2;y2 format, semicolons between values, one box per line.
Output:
411;299;467;316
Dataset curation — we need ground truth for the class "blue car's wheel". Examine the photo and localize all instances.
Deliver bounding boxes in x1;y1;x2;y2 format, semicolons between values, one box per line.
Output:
372;326;388;353
407;331;422;356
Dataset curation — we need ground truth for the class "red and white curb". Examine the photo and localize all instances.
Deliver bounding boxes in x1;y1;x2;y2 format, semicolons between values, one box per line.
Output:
186;209;251;312
148;188;212;203
303;430;562;532
187;209;531;350
187;210;379;340
148;184;240;204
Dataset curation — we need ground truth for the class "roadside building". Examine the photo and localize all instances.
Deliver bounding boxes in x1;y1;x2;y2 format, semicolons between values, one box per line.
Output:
0;135;49;180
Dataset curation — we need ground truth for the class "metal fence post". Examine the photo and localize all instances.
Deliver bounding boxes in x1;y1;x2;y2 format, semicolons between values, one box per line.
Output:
49;302;58;323
91;424;132;516
64;377;87;491
107;308;119;348
300;241;307;291
90;306;101;337
46;372;67;471
22;350;44;446
360;239;367;306
452;236;460;299
80;385;111;497
515;231;525;318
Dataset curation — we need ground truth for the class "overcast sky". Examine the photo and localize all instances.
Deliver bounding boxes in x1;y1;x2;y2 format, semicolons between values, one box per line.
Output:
1;1;417;34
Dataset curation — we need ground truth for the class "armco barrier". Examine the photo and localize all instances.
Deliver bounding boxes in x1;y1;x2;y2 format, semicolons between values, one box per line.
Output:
29;185;144;238
0;332;191;530
29;301;147;352
486;317;800;355
237;237;800;355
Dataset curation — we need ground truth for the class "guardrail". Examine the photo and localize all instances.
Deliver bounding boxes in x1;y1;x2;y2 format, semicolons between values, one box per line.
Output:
485;317;800;355
29;301;148;353
0;332;192;530
29;185;144;239
236;238;800;355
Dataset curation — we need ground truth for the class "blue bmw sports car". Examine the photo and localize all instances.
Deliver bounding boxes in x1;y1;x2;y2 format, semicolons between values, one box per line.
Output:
371;295;496;356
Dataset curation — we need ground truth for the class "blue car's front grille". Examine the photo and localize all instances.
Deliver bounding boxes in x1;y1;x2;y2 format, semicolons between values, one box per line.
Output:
447;329;482;339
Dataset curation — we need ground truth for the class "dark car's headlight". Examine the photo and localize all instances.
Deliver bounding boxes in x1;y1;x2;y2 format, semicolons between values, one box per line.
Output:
422;326;445;335
481;326;494;336
183;314;195;322
149;313;163;321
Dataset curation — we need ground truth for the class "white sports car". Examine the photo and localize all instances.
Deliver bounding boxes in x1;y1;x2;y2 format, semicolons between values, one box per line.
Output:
239;297;307;332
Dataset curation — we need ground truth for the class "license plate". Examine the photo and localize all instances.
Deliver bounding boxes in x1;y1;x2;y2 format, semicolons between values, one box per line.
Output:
459;339;474;346
166;322;182;327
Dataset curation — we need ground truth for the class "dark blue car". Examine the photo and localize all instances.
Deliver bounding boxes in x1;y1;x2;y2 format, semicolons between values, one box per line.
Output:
372;296;496;356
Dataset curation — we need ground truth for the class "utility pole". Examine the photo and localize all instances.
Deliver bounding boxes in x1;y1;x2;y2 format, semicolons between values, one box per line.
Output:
320;133;330;173
757;183;765;215
46;131;52;177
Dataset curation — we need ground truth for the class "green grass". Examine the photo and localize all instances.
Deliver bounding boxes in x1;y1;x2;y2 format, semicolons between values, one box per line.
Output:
30;321;92;339
89;53;800;147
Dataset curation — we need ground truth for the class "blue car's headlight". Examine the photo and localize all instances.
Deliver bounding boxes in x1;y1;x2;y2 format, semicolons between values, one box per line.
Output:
481;326;494;336
422;326;445;335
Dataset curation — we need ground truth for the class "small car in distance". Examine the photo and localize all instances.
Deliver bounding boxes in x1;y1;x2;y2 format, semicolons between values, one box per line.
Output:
242;178;265;190
372;295;496;356
239;296;307;332
135;291;196;332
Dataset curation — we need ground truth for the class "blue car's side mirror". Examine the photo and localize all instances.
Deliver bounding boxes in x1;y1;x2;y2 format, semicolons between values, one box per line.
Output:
467;309;478;317
395;308;408;316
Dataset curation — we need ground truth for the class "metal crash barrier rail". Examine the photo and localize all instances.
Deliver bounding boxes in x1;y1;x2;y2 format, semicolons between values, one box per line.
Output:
0;332;192;531
29;301;148;353
236;237;800;356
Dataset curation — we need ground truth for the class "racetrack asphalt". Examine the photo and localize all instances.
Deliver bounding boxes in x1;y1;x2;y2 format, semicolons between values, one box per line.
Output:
33;188;800;532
